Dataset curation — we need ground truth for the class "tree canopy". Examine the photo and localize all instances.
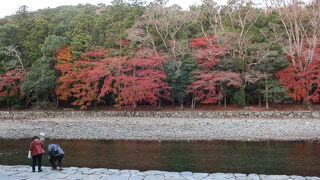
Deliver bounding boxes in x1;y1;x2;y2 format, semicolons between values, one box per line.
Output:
1;0;320;109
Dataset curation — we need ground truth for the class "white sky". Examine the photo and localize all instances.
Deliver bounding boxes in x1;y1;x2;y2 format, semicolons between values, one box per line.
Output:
0;0;220;18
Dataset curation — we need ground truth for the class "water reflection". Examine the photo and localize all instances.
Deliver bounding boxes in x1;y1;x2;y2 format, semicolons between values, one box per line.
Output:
0;139;319;176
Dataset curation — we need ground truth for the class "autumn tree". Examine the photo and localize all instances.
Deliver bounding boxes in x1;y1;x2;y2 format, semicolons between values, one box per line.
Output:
277;41;320;104
0;68;26;108
188;36;241;108
98;48;171;108
56;47;171;109
192;0;276;106
55;47;106;109
267;0;320;104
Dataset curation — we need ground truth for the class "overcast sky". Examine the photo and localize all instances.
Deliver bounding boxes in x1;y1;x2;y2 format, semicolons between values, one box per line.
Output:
0;0;217;18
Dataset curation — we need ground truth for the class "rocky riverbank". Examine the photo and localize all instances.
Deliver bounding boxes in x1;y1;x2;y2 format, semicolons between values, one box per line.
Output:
1;110;320;119
0;116;320;141
1;165;319;180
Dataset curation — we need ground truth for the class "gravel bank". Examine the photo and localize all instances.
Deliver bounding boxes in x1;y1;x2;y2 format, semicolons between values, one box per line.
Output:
0;117;320;141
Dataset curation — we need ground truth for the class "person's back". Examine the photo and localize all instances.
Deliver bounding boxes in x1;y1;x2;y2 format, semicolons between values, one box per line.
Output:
48;144;64;170
29;136;45;172
48;144;64;156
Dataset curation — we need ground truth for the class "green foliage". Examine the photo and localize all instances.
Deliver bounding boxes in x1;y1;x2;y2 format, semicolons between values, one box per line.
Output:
164;56;197;105
10;104;25;109
260;80;292;104
41;35;69;57
233;86;246;106
0;96;24;109
21;57;58;107
66;5;96;58
21;35;69;107
0;24;20;47
234;58;246;71
95;1;145;49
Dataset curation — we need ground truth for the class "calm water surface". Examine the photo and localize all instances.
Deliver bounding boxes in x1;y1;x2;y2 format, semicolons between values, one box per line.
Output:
0;139;319;176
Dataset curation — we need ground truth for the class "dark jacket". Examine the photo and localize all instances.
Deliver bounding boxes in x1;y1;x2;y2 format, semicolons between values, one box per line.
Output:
48;144;64;156
29;139;45;156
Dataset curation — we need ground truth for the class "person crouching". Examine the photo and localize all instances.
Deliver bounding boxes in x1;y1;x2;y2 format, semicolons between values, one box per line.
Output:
48;144;64;170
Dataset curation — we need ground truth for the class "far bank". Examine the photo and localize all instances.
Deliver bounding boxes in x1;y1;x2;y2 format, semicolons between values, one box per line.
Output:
0;110;320;141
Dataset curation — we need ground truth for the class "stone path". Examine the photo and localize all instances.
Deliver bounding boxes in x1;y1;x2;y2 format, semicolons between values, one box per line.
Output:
0;165;319;180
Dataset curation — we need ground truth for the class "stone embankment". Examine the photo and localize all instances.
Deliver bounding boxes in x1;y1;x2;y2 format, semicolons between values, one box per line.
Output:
0;165;319;180
0;110;320;119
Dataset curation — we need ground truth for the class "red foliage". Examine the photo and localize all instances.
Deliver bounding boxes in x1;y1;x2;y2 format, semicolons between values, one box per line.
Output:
189;36;227;68
277;42;320;103
118;40;130;46
0;68;26;97
55;47;107;109
55;47;171;109
99;48;171;108
188;36;241;104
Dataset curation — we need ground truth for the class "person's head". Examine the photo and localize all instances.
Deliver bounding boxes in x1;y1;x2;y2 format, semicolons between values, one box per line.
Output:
32;136;40;140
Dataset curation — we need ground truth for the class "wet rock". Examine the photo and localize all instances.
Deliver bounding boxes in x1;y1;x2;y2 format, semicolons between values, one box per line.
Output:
260;175;289;180
248;174;260;180
181;171;193;177
290;175;306;180
311;112;320;118
144;175;165;180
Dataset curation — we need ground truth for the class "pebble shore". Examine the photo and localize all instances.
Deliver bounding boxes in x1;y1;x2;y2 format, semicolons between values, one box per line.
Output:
0;117;320;141
1;165;320;180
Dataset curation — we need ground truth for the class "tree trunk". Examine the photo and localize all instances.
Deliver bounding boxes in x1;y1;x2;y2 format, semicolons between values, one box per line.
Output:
56;97;59;108
191;94;195;109
6;98;9;109
94;101;98;111
258;93;261;107
180;102;184;110
158;96;161;108
224;93;227;109
265;76;269;109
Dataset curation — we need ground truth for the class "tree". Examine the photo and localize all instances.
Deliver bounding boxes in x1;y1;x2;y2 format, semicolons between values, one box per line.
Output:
95;0;145;51
255;56;290;108
267;0;320;105
66;5;97;58
164;55;197;108
192;0;276;106
0;68;26;97
188;36;241;108
21;35;69;107
56;47;171;109
277;41;320;104
55;47;105;109
99;48;171;108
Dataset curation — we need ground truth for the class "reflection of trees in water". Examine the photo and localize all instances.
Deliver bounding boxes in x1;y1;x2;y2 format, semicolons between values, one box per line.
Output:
287;142;320;176
56;140;162;170
218;141;289;174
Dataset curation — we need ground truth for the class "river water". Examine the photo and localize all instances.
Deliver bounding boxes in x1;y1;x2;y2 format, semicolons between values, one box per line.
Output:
0;139;319;176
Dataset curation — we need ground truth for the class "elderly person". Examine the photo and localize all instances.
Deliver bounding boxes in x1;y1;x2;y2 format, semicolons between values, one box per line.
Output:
29;136;45;172
48;144;65;170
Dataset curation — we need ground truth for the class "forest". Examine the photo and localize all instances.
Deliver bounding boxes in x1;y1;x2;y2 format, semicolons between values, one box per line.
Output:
0;0;319;110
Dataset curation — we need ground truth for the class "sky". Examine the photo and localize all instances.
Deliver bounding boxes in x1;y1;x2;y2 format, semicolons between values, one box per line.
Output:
0;0;215;18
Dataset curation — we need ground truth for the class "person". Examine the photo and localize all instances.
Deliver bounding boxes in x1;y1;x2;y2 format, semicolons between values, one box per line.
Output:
48;144;64;170
29;136;45;172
